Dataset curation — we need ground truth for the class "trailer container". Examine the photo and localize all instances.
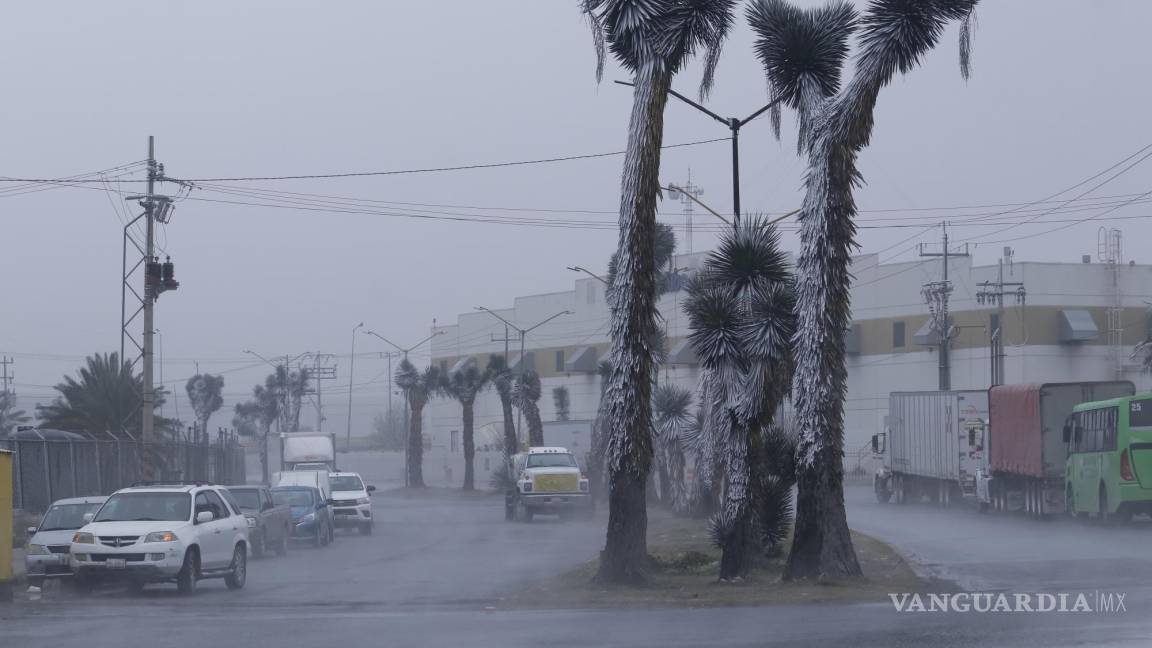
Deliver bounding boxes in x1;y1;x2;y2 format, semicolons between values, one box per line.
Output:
874;391;988;506
979;381;1134;516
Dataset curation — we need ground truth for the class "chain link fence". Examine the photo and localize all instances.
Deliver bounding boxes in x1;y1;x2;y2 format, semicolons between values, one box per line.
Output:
1;435;246;513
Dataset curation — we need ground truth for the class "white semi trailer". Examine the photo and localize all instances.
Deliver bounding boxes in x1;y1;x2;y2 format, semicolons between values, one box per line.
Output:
873;390;989;507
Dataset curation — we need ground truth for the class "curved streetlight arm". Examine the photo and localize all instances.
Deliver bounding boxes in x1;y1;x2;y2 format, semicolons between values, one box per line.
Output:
363;330;404;354
614;80;728;126
243;349;277;369
567;266;609;286
525;310;573;335
664;184;730;226
474;306;521;334
405;330;445;355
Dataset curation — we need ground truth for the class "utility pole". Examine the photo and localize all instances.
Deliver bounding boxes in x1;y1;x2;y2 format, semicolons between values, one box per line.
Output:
346;323;364;450
0;356;12;396
919;223;970;391
309;353;337;433
671;171;703;254
977;248;1026;387
121;137;180;477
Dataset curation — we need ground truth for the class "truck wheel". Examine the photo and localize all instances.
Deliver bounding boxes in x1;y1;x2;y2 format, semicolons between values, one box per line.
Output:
1099;486;1112;525
874;478;891;504
176;549;198;595
251;530;265;558
313;524;324;548
359;522;373;536
225;545;247;590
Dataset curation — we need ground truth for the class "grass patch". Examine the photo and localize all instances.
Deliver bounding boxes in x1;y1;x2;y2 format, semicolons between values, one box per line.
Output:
499;508;943;609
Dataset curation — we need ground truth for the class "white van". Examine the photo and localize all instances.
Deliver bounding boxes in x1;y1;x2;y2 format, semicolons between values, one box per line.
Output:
273;470;332;502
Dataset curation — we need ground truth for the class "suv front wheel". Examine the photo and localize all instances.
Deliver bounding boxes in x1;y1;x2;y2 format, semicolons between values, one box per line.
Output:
225;545;247;590
176;548;198;595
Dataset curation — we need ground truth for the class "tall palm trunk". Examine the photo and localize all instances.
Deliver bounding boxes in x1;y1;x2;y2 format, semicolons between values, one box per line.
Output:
597;61;672;584
499;390;516;456
408;397;425;488
259;425;272;485
462;397;476;491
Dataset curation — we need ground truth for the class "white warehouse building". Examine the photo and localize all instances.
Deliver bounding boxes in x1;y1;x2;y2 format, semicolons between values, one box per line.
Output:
426;245;1152;484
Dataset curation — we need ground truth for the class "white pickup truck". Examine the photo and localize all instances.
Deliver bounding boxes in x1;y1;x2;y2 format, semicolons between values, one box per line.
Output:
505;447;593;522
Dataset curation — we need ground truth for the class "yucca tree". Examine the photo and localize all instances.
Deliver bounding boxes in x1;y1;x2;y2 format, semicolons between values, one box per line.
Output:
748;0;978;580
588;359;613;501
488;355;518;456
652;383;692;512
512;370;544;447
267;365;310;433
395;359;441;488
0;392;30;436
683;218;797;580
234;383;279;484
580;0;738;583
443;362;493;491
37;352;169;439
185;373;224;439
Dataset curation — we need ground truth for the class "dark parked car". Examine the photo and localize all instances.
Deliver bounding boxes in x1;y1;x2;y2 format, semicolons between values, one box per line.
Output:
270;485;334;547
225;486;292;558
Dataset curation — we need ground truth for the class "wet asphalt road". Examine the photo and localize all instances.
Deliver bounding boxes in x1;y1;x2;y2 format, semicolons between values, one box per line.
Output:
5;481;1152;646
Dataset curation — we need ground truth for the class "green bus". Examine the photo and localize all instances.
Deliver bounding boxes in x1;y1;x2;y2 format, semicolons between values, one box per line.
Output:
1064;393;1152;521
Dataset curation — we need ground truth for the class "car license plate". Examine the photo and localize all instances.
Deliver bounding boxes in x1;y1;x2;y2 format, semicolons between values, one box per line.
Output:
106;558;126;569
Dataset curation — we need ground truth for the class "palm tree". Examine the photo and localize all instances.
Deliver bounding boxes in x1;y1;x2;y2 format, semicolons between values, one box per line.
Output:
488;355;518;456
588;359;613;501
513;370;544;447
683;218;796;580
748;0;978;580
37;352;168;439
652;383;692;512
443;361;493;491
185;373;224;439
552;386;571;422
395;359;441;488
580;2;739;584
234;384;279;484
0;392;30;436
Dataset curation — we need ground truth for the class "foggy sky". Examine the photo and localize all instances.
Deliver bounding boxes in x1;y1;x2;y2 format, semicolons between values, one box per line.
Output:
2;1;1150;434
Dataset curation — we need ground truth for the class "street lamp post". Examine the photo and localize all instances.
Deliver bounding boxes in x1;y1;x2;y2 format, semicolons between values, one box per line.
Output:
347;323;363;450
362;328;446;487
615;80;784;230
474;307;572;444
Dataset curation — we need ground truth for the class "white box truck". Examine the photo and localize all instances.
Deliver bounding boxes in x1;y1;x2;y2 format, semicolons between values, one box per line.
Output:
873;390;989;507
280;432;338;472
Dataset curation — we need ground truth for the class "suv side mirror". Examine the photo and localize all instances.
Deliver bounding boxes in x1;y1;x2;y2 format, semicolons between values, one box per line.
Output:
366;485;376;493
261;501;273;511
27;526;38;536
195;510;214;524
871;434;879;454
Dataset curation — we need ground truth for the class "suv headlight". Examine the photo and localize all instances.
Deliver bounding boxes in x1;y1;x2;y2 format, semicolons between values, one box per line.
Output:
298;513;316;525
246;516;257;528
27;543;50;555
144;531;177;543
73;532;95;544
356;497;370;505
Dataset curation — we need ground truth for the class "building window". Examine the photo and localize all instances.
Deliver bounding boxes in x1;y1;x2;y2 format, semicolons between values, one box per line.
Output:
555;350;565;372
892;321;906;348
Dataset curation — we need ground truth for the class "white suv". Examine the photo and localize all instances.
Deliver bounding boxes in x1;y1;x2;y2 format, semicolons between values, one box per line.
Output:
71;482;249;594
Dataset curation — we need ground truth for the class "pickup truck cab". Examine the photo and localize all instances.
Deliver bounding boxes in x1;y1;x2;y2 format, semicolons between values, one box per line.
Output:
505;447;593;522
225;485;292;557
329;472;377;535
71;482;249;594
271;485;335;547
24;495;107;587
